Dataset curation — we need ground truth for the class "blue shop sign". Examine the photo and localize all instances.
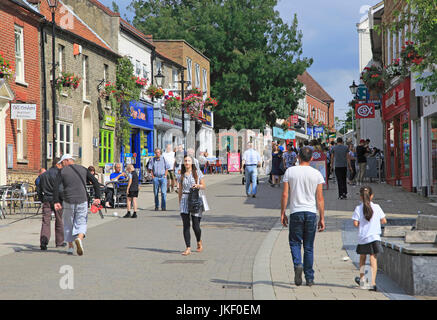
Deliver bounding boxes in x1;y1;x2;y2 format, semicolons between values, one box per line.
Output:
273;127;296;140
314;126;324;134
307;126;313;136
203;109;212;126
128;101;154;130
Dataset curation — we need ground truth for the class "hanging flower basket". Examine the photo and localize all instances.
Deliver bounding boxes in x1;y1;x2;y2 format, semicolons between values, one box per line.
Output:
188;87;203;96
0;52;14;80
56;72;81;94
383;59;407;87
361;65;384;93
183;93;204;115
164;91;182;118
146;85;164;99
99;81;117;100
132;76;148;89
401;41;423;66
203;97;218;110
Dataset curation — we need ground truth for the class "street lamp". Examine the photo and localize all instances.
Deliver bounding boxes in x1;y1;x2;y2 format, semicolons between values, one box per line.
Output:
154;67;165;87
349;80;358;96
47;0;58;159
175;68;191;149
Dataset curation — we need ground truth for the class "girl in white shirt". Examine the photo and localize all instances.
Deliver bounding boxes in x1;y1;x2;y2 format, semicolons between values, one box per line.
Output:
352;186;387;291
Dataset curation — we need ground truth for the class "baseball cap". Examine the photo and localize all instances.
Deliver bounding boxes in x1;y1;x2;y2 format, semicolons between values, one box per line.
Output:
360;139;365;144
57;154;75;164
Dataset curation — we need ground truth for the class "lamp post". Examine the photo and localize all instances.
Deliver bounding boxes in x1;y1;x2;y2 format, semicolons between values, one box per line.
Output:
349;80;359;144
47;0;58;159
154;67;164;87
175;68;191;149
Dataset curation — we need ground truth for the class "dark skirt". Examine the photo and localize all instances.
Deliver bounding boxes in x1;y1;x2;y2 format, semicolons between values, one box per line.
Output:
356;240;383;255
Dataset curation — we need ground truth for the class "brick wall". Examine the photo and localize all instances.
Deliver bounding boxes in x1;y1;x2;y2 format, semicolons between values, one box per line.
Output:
306;95;330;127
0;3;41;184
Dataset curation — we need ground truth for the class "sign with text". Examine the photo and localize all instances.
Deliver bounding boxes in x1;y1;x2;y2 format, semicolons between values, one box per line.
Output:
355;103;375;119
273;127;296;140
290;115;299;124
11;104;36;120
309;151;328;189
227;152;240;172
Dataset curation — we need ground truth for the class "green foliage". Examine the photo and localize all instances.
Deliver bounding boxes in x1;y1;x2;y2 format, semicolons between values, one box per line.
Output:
130;0;312;130
113;57;142;146
389;0;437;92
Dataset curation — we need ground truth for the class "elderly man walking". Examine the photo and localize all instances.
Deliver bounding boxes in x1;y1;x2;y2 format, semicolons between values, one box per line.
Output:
37;157;64;250
241;143;261;198
331;137;350;199
148;148;170;211
53;154;101;256
281;147;325;287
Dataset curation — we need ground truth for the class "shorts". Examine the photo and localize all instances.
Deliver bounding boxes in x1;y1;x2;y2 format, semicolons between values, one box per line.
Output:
356;240;383;255
167;170;176;180
127;190;139;198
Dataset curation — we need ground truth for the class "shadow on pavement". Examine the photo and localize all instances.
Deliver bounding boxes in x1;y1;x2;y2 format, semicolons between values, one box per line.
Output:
126;247;180;254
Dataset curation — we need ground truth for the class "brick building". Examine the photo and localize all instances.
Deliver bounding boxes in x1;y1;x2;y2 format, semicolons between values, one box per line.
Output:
31;0;120;177
0;0;44;185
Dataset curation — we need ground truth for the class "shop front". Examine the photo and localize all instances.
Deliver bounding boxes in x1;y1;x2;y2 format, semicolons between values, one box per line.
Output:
196;109;214;156
153;105;188;151
382;77;412;191
422;93;437;196
121;101;154;178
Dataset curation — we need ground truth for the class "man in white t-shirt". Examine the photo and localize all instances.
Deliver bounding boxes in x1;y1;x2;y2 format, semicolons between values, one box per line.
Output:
281;146;325;287
163;144;176;193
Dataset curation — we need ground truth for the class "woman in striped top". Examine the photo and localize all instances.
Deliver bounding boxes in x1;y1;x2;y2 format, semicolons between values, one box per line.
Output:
178;155;206;256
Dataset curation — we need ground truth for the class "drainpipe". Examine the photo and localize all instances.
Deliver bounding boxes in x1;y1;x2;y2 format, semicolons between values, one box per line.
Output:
40;25;48;169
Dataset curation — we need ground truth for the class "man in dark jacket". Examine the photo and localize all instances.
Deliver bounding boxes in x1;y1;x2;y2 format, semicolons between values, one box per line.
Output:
37;158;64;250
54;154;101;256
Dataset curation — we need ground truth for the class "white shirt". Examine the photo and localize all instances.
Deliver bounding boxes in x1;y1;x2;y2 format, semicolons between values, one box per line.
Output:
162;151;175;170
283;165;325;214
352;202;386;245
242;148;261;165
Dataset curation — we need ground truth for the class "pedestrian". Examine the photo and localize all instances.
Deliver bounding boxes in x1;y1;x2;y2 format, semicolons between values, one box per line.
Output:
281;146;325;287
283;142;297;170
37;158;64;250
163;144;176;193
330;137;349;199
123;164;139;218
178;155;206;256
241;142;261;198
271;143;283;187
348;144;357;185
35;168;46;189
87;166;99;184
148;148;170;211
356;139;370;186
352;186;387;291
104;163;128;208
53;154;101;256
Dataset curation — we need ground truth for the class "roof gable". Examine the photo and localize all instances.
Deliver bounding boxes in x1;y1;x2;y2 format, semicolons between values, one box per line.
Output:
297;71;334;102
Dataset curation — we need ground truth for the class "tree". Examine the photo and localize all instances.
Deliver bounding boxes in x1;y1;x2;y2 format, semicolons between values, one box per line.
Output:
390;0;437;92
129;0;312;130
111;1;120;13
337;108;354;135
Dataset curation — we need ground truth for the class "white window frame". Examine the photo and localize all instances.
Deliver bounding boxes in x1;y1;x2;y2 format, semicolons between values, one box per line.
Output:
56;121;73;157
14;25;25;84
16;119;24;160
58;44;65;73
186;58;192;89
135;60;141;76
103;64;108;82
202;68;208;97
142;63;148;79
82;55;89;100
195;63;200;89
387;29;391;65
172;68;179;89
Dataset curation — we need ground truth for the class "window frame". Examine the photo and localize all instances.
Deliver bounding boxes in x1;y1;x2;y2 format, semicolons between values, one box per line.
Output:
195;63;200;89
202;68;208;96
82;55;89;100
16;119;24;160
56;121;73;158
14;25;25;84
99;129;114;167
186;57;192;89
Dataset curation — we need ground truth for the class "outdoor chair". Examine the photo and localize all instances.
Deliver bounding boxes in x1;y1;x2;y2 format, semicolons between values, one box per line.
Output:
114;183;128;208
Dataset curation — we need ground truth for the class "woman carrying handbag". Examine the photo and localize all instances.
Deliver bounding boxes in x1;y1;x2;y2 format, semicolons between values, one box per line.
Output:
178;155;208;256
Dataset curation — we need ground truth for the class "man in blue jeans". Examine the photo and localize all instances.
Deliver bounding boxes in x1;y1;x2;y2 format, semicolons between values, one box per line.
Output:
241;143;261;198
148;148;170;211
281;147;325;286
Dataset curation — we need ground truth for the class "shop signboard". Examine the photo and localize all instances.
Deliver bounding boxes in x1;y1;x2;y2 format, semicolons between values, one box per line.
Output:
11;104;36;120
203;109;213;126
382;77;410;120
307;126;313;136
227;152;240;172
309;151;328;189
357;84;368;101
314;126;324;134
423;94;437;118
105;115;115;127
273;127;296;140
355;103;375;119
290;115;299;124
128;101;154;130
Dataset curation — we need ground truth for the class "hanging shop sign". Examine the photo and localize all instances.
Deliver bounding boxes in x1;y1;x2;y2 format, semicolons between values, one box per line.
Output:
104;115;115;127
355;103;375;119
273;127;296;140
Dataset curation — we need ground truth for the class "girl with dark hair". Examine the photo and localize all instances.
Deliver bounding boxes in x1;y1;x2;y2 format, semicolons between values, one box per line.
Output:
178;155;206;256
352;186;387;291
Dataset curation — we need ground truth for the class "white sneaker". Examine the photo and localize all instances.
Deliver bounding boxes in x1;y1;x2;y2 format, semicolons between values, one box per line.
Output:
75;238;84;256
67;247;74;255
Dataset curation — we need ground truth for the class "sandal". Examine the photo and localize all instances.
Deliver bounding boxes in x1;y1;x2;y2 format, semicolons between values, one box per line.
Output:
197;241;203;252
182;248;191;256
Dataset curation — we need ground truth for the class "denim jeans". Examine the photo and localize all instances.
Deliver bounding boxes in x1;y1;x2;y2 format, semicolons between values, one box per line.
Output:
153;177;167;209
288;211;318;281
245;165;257;195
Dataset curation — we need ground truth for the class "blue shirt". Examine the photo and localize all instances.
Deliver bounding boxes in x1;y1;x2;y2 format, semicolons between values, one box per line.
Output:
148;156;170;177
110;171;128;186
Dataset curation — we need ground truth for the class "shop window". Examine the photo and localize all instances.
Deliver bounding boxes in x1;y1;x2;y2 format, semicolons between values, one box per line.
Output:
402;121;410;176
99;129;114;167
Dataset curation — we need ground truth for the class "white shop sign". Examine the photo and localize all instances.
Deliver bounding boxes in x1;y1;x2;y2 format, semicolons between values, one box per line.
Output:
11;104;36;120
423;95;437;117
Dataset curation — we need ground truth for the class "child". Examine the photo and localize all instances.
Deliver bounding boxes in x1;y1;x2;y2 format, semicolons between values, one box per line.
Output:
352;186;387;291
124;164;139;218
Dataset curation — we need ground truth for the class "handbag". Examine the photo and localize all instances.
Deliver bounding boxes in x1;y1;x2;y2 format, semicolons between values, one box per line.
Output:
188;187;203;214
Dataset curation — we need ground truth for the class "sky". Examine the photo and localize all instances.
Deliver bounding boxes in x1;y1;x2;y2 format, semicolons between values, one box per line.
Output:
100;0;382;121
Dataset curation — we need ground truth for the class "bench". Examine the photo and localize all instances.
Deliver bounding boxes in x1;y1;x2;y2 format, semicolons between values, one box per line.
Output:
378;215;437;296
